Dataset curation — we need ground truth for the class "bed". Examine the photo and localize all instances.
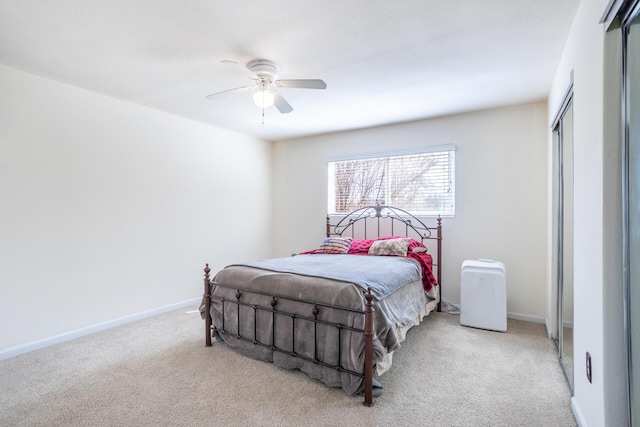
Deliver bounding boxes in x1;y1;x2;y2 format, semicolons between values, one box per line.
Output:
201;205;442;406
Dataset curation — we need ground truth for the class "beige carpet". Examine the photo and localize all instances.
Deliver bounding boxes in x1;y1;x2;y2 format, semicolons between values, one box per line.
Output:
0;307;576;426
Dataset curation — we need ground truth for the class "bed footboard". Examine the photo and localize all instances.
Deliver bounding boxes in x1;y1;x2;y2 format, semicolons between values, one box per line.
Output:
202;264;376;407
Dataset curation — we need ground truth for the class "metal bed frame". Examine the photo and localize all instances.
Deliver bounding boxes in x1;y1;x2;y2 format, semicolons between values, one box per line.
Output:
202;205;442;406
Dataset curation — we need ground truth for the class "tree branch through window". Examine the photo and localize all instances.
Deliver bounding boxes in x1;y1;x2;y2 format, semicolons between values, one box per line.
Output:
328;149;455;216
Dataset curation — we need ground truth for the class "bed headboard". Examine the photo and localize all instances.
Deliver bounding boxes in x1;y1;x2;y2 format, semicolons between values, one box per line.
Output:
326;205;438;241
326;205;442;311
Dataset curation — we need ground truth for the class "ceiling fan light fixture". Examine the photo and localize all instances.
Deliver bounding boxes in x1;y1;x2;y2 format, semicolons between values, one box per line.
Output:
253;90;275;108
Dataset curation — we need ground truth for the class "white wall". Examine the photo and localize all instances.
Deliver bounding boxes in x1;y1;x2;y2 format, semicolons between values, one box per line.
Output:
0;64;273;356
547;0;621;425
272;102;548;320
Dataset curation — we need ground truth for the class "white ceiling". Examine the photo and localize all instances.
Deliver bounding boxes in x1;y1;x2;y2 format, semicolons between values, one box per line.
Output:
0;1;580;141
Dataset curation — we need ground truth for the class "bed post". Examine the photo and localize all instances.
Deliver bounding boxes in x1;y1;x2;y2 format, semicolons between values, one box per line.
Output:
363;288;375;407
437;216;442;312
326;214;331;238
204;264;212;347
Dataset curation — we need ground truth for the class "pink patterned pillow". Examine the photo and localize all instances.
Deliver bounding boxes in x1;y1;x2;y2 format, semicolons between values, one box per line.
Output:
316;237;353;254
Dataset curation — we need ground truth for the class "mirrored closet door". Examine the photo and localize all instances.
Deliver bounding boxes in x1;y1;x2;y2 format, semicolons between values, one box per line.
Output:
552;89;574;392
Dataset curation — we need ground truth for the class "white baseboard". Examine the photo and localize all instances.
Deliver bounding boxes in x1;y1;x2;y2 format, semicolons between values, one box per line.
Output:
0;297;201;362
444;307;547;326
443;302;545;326
507;311;546;325
571;396;586;427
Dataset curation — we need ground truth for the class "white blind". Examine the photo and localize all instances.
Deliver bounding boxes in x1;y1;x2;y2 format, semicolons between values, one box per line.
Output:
327;149;455;216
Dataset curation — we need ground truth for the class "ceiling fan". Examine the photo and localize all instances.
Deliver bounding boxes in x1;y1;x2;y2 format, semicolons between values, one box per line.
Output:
206;59;327;114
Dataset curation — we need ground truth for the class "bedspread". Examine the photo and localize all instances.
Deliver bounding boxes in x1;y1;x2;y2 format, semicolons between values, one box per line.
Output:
234;254;421;299
301;237;438;292
203;260;430;395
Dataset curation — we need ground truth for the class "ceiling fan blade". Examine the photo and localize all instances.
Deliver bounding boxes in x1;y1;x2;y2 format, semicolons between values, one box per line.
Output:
206;85;255;100
220;59;254;74
276;79;327;89
273;90;293;114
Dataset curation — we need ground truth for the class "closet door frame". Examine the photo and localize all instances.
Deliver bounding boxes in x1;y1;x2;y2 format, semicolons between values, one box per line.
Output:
551;83;574;392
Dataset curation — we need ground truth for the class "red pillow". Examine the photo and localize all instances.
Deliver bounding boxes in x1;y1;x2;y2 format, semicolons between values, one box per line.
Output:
347;239;374;254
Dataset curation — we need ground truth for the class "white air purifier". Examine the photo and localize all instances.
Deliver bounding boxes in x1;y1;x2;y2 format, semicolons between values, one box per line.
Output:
460;259;507;332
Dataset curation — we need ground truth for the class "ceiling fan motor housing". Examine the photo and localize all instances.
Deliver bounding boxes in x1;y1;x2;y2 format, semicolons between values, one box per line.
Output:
247;59;279;81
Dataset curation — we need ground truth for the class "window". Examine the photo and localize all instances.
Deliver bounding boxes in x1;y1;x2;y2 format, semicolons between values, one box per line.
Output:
327;147;455;216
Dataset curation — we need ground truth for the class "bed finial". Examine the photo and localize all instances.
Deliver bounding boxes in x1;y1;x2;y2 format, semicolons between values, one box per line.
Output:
204;263;211;280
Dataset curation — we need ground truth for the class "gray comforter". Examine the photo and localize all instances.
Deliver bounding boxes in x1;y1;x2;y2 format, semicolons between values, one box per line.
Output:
235;254;422;299
203;254;430;395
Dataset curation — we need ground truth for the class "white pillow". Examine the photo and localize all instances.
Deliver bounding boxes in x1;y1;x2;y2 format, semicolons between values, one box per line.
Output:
368;238;410;256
